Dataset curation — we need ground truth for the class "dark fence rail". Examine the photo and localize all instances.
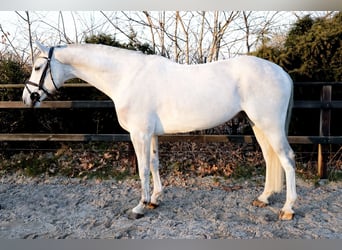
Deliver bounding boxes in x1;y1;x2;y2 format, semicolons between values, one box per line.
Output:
1;82;341;178
2;100;342;109
0;133;342;144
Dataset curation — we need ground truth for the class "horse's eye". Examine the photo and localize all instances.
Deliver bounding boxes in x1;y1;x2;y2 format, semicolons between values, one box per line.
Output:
34;66;41;71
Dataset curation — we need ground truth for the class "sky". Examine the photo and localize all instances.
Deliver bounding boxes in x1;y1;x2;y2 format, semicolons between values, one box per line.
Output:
1;0;341;11
0;11;334;64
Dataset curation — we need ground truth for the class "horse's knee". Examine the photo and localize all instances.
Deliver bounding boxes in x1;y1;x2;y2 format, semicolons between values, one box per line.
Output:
150;158;159;171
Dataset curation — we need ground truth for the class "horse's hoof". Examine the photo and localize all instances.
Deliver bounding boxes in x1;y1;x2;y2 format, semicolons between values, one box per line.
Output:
128;212;144;220
146;203;159;209
278;210;294;220
252;199;268;208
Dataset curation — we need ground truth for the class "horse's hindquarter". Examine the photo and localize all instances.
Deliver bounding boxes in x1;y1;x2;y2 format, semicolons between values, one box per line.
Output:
233;56;293;126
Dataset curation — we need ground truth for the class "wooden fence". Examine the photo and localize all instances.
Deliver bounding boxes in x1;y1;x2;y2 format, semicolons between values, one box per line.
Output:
1;82;342;178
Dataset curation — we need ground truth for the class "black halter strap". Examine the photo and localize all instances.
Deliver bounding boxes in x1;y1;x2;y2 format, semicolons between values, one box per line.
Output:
25;47;59;104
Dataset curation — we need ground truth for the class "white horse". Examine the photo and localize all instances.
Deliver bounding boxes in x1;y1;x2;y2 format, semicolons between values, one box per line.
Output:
23;42;297;220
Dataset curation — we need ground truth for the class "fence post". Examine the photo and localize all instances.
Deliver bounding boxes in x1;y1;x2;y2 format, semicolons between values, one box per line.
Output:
318;85;332;179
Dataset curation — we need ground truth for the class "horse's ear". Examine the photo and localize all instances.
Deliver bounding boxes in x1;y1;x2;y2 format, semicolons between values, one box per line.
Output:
35;41;49;54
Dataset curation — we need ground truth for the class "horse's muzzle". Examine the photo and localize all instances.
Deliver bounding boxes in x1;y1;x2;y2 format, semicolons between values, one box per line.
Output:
30;92;41;107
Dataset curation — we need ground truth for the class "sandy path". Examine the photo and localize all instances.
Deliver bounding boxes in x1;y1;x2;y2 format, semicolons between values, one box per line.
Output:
0;174;341;239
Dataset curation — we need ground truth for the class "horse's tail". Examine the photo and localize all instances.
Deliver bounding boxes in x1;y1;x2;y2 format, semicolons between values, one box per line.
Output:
268;149;284;193
267;75;293;193
285;76;294;135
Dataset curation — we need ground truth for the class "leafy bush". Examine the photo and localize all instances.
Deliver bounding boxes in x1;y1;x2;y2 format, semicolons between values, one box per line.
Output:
0;57;30;84
253;12;342;82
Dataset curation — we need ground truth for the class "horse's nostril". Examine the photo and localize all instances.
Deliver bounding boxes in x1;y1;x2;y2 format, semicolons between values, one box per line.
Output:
30;92;40;102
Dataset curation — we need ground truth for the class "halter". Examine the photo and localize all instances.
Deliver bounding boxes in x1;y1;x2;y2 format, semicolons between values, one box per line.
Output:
25;47;59;104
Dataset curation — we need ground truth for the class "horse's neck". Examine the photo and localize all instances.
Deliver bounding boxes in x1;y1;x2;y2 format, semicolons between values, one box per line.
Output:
56;45;140;98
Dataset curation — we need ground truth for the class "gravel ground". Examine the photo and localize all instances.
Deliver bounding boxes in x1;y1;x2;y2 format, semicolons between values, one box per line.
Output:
0;173;341;239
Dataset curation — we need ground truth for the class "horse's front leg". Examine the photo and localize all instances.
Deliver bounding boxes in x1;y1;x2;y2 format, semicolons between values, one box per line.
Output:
129;132;152;219
149;135;163;208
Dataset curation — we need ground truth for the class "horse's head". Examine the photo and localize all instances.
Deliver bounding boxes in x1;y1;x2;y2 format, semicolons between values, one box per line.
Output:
22;41;64;107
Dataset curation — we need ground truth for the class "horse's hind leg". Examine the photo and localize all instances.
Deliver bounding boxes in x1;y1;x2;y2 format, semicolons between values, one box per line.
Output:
273;142;297;220
251;125;297;220
252;126;283;207
275;142;297;220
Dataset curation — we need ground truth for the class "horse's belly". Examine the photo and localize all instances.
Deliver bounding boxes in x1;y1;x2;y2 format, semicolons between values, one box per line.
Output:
156;102;240;134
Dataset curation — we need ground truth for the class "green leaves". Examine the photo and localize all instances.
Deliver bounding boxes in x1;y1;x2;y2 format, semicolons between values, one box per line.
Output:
0;58;29;84
85;33;155;55
253;12;342;82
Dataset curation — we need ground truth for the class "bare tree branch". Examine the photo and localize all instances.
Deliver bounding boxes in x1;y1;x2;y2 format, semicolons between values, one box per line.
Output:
25;11;34;63
100;11;135;43
142;11;156;54
0;23;22;62
58;11;73;44
207;11;239;62
176;11;190;64
70;12;79;44
198;11;206;63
